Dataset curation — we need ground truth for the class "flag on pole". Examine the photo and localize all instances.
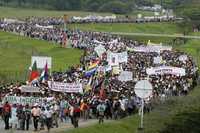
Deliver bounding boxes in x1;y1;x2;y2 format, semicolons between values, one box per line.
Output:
40;62;49;82
29;61;39;82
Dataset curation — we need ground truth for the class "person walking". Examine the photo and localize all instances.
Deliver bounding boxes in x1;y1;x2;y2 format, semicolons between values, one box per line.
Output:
3;101;11;130
31;103;41;131
16;104;26;130
97;101;106;124
52;102;59;128
44;106;53;133
69;104;80;128
24;104;31;131
9;104;18;129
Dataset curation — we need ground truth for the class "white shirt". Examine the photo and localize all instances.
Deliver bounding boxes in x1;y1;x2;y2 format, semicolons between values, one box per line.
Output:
31;107;41;117
44;110;53;118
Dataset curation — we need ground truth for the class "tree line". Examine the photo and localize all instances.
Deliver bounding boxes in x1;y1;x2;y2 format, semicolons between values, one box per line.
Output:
0;0;199;24
0;0;136;14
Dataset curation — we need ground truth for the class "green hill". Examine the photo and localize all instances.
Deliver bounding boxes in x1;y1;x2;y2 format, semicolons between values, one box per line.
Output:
0;31;82;83
0;7;111;18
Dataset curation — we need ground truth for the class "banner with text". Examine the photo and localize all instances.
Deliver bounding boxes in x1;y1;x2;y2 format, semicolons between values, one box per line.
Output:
107;51;128;66
48;81;83;93
3;96;43;106
118;71;133;82
133;45;172;53
94;44;106;57
146;66;186;76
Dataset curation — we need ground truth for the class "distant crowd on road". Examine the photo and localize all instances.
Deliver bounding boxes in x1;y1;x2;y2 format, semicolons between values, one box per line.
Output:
0;16;198;132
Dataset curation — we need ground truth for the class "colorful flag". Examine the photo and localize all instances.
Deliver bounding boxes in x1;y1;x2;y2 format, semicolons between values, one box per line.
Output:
85;67;97;77
88;60;99;70
40;62;49;82
29;61;39;82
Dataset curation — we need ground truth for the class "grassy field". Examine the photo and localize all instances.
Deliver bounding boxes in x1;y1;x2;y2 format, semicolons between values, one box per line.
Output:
62;116;140;133
0;6;112;18
0;6;163;18
68;22;183;34
0;31;82;83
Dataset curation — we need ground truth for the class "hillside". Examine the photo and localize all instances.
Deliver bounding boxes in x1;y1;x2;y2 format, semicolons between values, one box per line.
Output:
0;7;111;18
0;31;82;83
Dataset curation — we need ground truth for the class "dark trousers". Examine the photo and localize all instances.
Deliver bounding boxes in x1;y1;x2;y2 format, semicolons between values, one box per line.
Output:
70;115;78;128
19;119;25;130
46;118;52;131
4;114;10;130
33;116;39;130
25;119;30;130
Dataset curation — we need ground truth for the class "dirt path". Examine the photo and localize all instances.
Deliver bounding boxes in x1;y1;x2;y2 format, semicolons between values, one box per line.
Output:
1;119;112;133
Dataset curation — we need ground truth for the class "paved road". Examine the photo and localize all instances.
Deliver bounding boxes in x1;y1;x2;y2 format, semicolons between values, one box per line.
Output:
107;32;200;39
0;119;109;133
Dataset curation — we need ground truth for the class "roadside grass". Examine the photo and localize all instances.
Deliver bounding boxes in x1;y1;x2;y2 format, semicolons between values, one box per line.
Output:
68;22;183;34
62;116;140;133
0;6;111;18
0;31;82;83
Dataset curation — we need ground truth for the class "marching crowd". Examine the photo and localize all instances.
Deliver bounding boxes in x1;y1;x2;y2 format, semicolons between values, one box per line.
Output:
0;17;198;132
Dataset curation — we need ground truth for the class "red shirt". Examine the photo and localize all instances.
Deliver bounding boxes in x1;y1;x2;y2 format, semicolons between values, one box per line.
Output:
3;103;11;113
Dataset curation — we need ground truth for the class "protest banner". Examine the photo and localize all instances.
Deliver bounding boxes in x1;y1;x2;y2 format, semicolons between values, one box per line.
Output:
107;52;119;66
133;45;172;53
118;71;133;82
94;44;106;57
153;56;163;64
107;51;128;66
20;85;40;93
48;81;83;93
32;56;52;69
3;96;43;106
35;24;53;29
118;52;128;63
146;66;186;76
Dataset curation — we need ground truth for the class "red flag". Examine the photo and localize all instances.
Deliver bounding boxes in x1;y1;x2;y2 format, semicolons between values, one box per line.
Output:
29;61;39;82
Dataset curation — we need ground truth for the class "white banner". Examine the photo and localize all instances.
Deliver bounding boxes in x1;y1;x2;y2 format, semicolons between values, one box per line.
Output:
107;51;128;66
20;85;40;93
153;56;163;64
118;52;128;63
48;81;83;93
32;56;52;69
118;71;133;82
36;24;53;29
133;45;172;53
94;45;106;57
3;96;43;106
107;52;119;66
146;66;186;76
